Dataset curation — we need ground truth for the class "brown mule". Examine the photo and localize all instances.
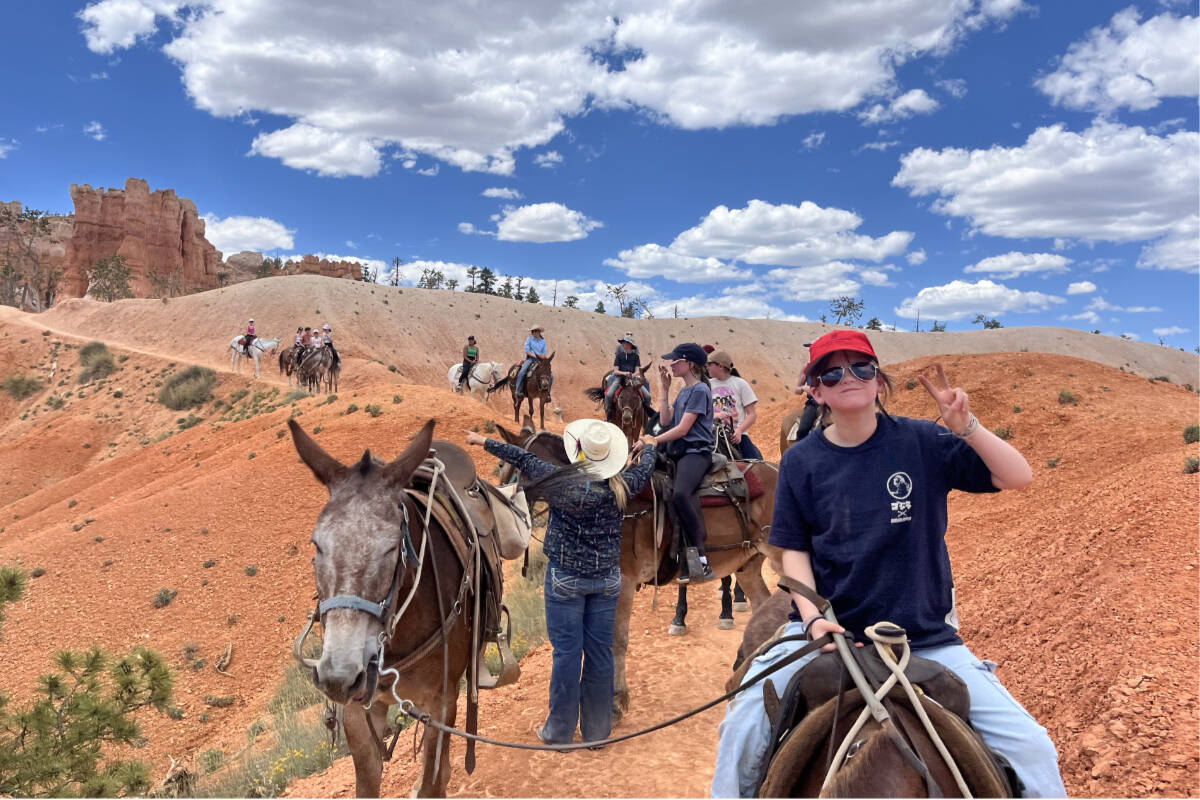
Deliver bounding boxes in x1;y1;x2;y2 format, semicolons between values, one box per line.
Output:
494;416;778;721
289;419;510;797
492;354;555;429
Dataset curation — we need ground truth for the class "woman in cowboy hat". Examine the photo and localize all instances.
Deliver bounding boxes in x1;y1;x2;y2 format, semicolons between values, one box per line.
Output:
515;324;552;398
466;420;657;746
242;318;256;355
603;332;654;421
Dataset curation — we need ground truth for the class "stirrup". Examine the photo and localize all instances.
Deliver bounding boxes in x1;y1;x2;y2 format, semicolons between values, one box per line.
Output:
477;608;521;690
680;546;706;583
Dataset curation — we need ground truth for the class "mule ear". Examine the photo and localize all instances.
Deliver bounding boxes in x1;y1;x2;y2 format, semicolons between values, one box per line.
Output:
547;351;555;362
493;423;524;446
288;418;344;487
382;419;436;488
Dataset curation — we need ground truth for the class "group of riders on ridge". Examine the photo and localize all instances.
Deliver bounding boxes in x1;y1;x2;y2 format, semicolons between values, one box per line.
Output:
239;318;340;372
458;324;770;587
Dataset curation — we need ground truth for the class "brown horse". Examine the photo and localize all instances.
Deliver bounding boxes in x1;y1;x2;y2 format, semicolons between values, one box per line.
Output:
279;345;303;384
729;590;1013;797
288;419;486;797
494;416;778;720
491;354;555;429
583;366;652;448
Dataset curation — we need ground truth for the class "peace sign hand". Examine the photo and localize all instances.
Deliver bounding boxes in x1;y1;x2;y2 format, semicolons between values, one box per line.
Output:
916;363;971;436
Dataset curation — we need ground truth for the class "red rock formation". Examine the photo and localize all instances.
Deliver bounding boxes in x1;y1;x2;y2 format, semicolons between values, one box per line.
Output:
280;254;364;280
62;178;221;298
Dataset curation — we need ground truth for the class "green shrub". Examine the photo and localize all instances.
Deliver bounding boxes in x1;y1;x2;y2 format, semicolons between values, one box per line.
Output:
1012;405;1022;414
244;565;257;577
204;695;235;708
1185;457;1199;475
904;377;917;390
152;587;177;608
45;395;64;410
202;559;216;569
159;366;217;410
393;394;401;404
364;403;382;417
199;749;224;774
2;373;42;399
177;414;202;430
1046;457;1060;468
77;341;115;383
0;645;174;797
283;389;308;403
1149;376;1171;383
992;426;1012;441
344;403;359;415
1057;390;1077;405
1184;425;1199;444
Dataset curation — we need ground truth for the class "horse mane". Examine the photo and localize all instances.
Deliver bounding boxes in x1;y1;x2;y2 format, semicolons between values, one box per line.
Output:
823;725;899;797
583;386;605;402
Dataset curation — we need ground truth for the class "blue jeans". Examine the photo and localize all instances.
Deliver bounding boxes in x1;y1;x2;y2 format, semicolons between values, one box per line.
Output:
711;621;1066;798
542;563;622;743
734;433;762;460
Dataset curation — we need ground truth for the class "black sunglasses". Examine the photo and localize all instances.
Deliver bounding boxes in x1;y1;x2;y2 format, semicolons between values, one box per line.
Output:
810;361;879;388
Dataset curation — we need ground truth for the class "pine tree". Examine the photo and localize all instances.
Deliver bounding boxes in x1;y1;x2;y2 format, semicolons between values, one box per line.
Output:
563;295;579;309
594;301;606;314
477;267;496;294
87;255;133;302
0;568;176;797
525;286;541;304
498;277;514;299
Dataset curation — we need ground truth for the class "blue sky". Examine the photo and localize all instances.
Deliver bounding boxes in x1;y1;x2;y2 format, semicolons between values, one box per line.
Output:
2;1;1197;346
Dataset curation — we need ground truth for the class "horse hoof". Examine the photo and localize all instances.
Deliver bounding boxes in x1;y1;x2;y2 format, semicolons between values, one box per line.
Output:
732;601;750;613
717;618;734;630
668;623;687;636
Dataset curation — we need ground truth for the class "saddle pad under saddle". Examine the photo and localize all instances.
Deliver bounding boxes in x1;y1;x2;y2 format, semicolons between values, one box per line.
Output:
634;461;764;507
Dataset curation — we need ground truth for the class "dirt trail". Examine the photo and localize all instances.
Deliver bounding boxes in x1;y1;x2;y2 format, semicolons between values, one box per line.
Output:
0;287;1197;797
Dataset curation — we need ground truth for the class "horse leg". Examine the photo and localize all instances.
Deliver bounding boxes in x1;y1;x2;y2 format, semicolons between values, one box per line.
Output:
539;398;545;431
341;701;386;797
732;577;749;612
610;571;637;722
668;585;688;636
717;575;734;629
415;691;457;797
735;554;770;610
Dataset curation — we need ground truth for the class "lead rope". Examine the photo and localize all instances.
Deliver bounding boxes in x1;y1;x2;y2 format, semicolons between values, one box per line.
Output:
820;623;971;798
864;623;973;798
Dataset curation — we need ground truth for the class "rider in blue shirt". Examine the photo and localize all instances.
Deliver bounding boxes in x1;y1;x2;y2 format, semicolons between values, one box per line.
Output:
515;324;551;398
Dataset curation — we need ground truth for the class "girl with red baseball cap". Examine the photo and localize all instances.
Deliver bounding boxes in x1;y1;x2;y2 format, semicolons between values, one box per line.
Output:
712;330;1064;798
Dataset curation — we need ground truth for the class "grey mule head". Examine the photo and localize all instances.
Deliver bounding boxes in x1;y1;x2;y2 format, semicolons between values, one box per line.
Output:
287;418;435;704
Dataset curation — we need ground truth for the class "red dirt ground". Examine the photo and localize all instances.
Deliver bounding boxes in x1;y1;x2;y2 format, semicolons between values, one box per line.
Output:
0;287;1197;798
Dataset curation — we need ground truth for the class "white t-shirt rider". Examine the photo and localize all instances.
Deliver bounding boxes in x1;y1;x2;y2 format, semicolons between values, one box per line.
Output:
710;375;757;434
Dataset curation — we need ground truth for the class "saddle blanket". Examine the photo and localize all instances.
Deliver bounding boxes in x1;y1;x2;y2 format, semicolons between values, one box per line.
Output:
636;461;764;507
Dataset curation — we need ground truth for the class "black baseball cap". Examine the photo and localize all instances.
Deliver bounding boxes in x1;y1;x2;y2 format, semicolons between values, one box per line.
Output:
660;342;707;366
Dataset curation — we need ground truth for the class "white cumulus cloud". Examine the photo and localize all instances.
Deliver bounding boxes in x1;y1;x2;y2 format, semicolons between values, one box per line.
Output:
79;0;1029;178
482;187;523;200
894;279;1064;320
533;151;563;168
857;88;938;124
249;124;381;178
603;243;745;283
963;251;1072;279
494;203;601;243
1152;326;1189;337
1035;8;1200;113
83;121;106;141
893;121;1199;259
202;214;296;255
1066;281;1096;294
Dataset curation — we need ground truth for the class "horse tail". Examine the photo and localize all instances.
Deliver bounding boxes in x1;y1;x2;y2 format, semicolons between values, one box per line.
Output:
583;386;605;402
488;375;510;394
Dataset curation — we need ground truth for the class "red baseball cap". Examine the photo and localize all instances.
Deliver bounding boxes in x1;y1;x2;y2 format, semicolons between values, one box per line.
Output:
804;330;878;378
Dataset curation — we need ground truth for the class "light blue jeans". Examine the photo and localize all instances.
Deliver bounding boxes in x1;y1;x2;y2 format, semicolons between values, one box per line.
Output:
711;621;1066;798
516;356;554;396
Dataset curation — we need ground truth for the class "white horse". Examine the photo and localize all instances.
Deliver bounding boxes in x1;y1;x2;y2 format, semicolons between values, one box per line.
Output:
447;360;505;402
229;336;279;379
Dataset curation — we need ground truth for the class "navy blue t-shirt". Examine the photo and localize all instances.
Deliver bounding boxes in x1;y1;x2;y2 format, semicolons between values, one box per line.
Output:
770;414;998;648
672;381;714;452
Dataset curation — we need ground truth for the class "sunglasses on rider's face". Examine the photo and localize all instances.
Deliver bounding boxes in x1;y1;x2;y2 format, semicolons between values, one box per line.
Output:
810;361;879;388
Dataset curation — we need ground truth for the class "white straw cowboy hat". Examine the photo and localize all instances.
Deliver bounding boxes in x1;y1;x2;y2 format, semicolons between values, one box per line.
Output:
529;324;545;332
618;332;636;345
563;419;630;480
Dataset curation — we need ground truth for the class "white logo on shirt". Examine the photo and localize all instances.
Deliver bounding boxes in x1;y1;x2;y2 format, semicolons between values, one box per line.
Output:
887;471;912;523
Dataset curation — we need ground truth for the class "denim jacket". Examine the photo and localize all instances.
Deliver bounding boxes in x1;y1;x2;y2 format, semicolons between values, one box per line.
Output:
484;439;657;577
